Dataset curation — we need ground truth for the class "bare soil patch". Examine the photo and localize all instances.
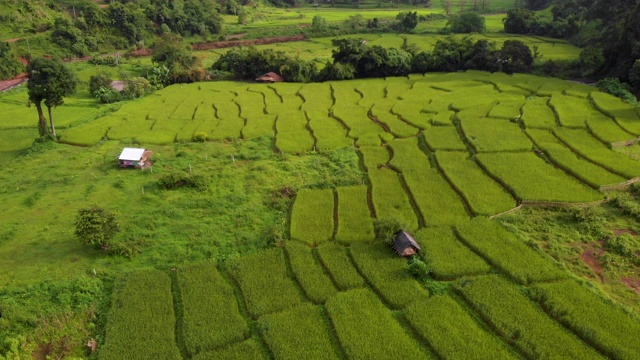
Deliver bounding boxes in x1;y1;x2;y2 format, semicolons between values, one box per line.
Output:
579;242;606;283
191;35;306;51
611;228;639;236
621;277;640;294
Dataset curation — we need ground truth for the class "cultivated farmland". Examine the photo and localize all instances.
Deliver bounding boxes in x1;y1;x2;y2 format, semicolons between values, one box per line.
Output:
2;70;640;359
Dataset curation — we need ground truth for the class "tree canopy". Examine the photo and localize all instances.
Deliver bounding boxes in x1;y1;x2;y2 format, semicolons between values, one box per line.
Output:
26;58;77;138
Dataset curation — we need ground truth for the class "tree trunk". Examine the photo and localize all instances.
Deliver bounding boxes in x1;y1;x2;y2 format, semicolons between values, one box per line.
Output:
35;100;49;138
47;106;56;138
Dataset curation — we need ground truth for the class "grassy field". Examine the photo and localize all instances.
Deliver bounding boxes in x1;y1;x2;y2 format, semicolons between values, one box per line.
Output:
2;69;640;358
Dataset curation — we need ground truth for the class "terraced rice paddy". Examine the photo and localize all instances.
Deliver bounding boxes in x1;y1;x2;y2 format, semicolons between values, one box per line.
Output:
3;70;640;359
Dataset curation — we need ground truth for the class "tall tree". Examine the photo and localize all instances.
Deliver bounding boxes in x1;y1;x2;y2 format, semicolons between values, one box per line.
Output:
26;58;77;138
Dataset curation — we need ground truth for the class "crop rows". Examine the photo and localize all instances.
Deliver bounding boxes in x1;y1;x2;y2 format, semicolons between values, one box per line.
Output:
259;304;339;360
290;188;334;245
243;115;275;139
590;91;640;135
459;118;533;153
299;83;333;112
554;128;640;178
285;241;337;303
391;101;430;129
527;129;625;187
192;339;265;360
422;126;467;151
236;90;266;119
456;218;567;284
435;151;516;215
316;243;365;290
177;263;249;356
326;288;429;359
335;186;374;244
275;111;314;153
549;94;590;128
389;138;469;225
414;227;491;280
305;110;352;151
520;96;557;129
226;248;303;318
475;152;604;202
530;280;640;360
60;115;123;146
370;99;419;137
429;111;456;126
354;81;386;109
458;275;603;359
349;242;427;309
100;270;182;360
405;294;518;359
486;100;522;120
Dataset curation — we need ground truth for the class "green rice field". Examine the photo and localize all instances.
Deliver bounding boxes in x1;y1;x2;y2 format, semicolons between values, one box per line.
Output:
2;69;640;359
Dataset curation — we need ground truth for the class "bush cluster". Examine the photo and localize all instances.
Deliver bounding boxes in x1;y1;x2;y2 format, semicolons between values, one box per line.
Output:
157;172;209;191
213;37;535;82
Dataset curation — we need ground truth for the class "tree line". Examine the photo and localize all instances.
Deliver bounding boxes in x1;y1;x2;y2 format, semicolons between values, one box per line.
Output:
212;36;534;82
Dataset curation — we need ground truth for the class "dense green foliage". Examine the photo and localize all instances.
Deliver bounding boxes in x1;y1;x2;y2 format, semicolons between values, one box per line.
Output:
0;42;23;81
74;205;119;249
100;270;182;360
26;57;78;138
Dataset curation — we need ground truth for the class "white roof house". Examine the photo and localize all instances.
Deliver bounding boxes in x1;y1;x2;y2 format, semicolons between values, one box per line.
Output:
118;148;146;161
118;148;152;168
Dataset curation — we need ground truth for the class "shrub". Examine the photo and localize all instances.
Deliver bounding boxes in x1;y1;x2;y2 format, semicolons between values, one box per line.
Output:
373;218;404;244
123;77;152;99
447;12;486;34
74;205;119;249
596;78;637;104
157;172;209;191
192;131;208;142
89;73;113;96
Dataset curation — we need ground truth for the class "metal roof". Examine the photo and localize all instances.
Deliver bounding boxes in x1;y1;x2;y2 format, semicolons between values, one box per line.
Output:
393;230;421;252
118;148;146;161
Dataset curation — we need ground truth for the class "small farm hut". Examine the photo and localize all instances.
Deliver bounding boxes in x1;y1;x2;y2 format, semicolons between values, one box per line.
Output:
256;72;284;83
118;148;152;169
111;80;125;92
392;230;421;257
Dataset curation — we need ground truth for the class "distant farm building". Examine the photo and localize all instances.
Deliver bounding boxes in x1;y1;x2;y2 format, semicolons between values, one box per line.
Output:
392;230;421;257
118;148;152;168
111;80;125;92
256;72;284;83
